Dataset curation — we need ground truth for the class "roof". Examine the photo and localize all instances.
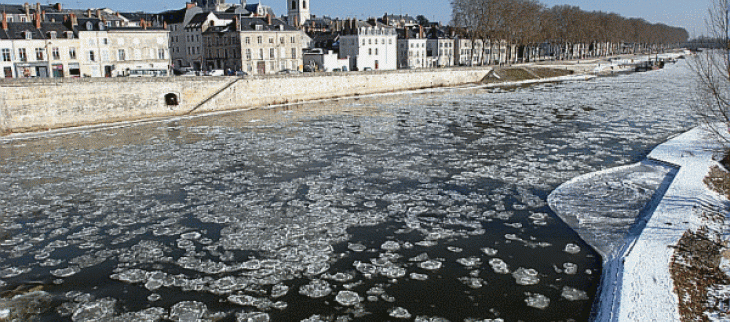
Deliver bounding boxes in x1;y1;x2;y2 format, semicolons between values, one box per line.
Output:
0;21;74;40
157;8;188;24
204;16;298;34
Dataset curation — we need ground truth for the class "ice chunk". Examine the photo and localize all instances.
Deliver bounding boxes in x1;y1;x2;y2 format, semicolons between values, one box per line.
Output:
335;290;362;306
419;260;443;271
512;268;540;285
389;307;412;319
299;279;332;298
561;286;589;301
524;293;550;309
488;258;510;274
169;301;207;322
237;312;270;322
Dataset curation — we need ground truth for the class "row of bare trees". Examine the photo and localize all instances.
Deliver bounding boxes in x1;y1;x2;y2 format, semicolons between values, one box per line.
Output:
451;0;689;63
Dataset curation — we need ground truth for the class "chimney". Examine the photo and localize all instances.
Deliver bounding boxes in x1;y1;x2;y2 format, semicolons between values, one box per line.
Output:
86;9;92;17
53;3;62;11
233;16;239;31
71;13;78;27
34;11;41;29
141;18;146;29
266;14;272;26
35;3;41;15
42;10;46;22
24;3;30;19
383;13;388;25
163;21;168;30
419;25;424;39
186;2;196;9
96;9;102;19
2;12;7;31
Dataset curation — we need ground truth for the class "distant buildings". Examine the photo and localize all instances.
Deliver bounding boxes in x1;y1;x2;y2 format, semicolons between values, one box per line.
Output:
0;0;535;79
0;4;169;78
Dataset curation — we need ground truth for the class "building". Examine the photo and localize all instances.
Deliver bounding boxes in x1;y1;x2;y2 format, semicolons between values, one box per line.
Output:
0;13;81;78
287;0;310;26
202;15;302;74
454;36;474;66
396;26;426;69
302;48;347;72
338;18;397;71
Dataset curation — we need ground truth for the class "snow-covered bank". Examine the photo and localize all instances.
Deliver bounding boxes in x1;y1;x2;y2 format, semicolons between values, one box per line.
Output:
551;124;730;321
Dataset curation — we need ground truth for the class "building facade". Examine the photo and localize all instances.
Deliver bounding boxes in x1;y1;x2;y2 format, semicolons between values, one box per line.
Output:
338;19;397;71
203;16;302;74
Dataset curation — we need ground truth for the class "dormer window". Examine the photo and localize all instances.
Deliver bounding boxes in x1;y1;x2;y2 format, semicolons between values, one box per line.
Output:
98;22;105;30
48;31;57;39
65;31;74;39
86;21;93;30
24;31;32;40
255;24;263;31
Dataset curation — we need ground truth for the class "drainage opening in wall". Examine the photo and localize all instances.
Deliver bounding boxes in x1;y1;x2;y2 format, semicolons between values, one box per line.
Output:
165;93;180;107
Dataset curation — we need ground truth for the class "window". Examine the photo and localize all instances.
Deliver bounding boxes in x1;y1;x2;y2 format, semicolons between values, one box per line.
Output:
368;48;372;55
88;50;96;62
303;0;307;9
257;36;262;44
35;48;45;60
291;0;296;9
246;49;251;60
259;48;263;59
69;47;77;59
48;31;57;39
52;47;60;60
291;36;295;43
24;31;32;39
269;37;273;44
158;49;165;60
102;38;108;45
2;48;11;62
18;48;27;62
118;49;126;61
270;48;275;59
375;48;378;55
245;37;250;44
280;37;284;44
291;48;296;59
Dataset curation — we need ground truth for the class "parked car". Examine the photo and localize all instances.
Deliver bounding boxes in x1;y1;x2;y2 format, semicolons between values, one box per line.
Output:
277;69;300;74
206;69;225;76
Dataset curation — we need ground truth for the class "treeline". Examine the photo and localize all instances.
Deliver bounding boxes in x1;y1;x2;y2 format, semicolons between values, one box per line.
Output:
451;0;689;60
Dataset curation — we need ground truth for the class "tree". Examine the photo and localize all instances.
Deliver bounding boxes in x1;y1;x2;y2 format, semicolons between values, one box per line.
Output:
416;15;430;27
690;0;730;140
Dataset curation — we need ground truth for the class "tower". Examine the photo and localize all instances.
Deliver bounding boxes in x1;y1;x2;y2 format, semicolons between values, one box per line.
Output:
287;0;310;26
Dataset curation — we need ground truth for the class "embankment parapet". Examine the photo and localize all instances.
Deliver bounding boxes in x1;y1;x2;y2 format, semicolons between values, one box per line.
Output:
0;67;492;134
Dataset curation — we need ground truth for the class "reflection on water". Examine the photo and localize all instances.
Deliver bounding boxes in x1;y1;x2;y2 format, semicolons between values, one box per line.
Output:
0;62;696;321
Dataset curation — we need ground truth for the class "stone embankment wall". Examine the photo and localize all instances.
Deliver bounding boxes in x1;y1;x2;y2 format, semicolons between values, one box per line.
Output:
0;68;492;134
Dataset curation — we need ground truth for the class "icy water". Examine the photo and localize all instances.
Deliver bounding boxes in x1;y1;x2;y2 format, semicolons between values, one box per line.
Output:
0;61;697;322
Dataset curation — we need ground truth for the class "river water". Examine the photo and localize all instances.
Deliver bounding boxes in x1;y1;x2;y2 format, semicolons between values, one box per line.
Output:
0;61;697;322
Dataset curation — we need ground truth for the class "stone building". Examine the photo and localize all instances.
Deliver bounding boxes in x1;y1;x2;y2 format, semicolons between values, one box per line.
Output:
202;15;302;74
338;18;397;71
1;12;81;78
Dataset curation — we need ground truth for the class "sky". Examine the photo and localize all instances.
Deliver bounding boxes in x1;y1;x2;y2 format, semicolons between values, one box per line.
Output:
13;0;712;37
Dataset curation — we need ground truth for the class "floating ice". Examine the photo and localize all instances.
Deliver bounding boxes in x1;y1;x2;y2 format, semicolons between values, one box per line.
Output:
335;290;362;306
51;266;81;278
237;312;270;322
419;260;443;271
488;258;510;274
389;307;412;319
169;301;207;322
524;293;550;309
512;268;540;285
299;279;332;299
563;263;578;275
71;298;116;322
381;241;401;251
564;244;581;254
561;286;589;301
481;248;498;256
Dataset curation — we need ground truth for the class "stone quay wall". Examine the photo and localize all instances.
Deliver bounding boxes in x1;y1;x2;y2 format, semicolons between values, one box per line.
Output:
0;67;492;134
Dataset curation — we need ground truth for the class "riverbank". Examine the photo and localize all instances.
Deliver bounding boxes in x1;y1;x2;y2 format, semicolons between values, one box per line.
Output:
551;124;730;321
0;52;685;137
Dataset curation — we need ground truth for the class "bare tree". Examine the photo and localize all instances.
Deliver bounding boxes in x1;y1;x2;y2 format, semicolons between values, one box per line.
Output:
690;0;730;140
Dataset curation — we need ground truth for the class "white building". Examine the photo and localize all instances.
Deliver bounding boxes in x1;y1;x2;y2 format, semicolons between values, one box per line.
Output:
396;27;426;69
426;37;454;67
302;48;347;72
287;0;310;26
338;19;396;71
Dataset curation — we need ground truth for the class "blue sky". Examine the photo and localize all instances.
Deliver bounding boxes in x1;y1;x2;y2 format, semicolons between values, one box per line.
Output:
18;0;711;37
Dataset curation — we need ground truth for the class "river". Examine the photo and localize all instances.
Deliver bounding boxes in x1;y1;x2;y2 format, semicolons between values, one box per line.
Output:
0;60;697;322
